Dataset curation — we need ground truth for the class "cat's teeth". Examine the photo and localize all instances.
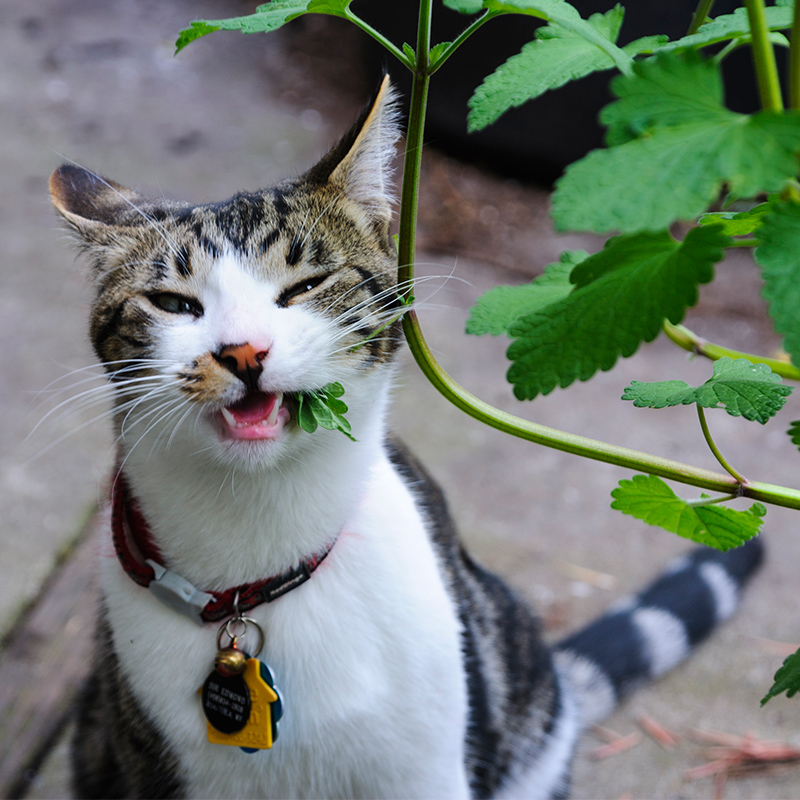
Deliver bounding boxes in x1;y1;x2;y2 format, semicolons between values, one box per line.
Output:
219;392;283;431
220;407;238;429
266;392;283;426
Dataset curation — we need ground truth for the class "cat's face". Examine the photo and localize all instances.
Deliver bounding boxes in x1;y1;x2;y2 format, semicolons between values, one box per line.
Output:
51;79;402;469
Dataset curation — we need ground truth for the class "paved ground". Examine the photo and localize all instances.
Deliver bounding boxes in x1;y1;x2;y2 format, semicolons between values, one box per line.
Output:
2;1;800;798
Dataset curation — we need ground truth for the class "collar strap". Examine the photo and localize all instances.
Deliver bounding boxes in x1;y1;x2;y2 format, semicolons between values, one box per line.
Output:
111;473;335;626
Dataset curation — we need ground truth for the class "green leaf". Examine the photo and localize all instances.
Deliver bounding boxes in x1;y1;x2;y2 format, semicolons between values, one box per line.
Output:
699;203;769;237
552;54;800;233
788;420;800;449
506;227;726;399
175;0;351;52
429;41;453;64
484;0;632;73
466;251;586;335
611;474;764;551
175;22;222;51
655;5;793;54
468;7;626;131
443;0;484;13
295;382;355;440
756;199;800;369
761;647;800;705
622;357;792;424
601;53;726;145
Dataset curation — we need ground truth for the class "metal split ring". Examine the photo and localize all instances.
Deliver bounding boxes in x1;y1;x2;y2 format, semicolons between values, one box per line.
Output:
216;615;264;658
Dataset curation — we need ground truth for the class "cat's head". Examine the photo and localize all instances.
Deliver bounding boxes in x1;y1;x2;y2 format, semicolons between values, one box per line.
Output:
50;77;403;470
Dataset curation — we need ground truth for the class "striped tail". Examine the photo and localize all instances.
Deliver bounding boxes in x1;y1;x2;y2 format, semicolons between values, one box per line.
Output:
553;537;764;727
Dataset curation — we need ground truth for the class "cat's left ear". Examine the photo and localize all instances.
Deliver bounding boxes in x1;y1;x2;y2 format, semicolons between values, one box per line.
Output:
307;75;401;224
49;164;145;246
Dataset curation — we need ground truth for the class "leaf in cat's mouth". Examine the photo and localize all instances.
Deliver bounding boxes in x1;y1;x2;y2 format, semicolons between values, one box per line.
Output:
217;391;290;441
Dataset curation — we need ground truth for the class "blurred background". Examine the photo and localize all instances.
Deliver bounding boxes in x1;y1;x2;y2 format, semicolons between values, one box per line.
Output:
1;1;799;797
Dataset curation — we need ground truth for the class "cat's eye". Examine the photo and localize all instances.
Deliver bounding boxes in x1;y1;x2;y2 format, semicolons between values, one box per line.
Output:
277;275;328;307
147;292;203;317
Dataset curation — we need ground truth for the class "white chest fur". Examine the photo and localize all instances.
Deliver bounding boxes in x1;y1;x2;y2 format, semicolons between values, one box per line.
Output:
100;454;471;799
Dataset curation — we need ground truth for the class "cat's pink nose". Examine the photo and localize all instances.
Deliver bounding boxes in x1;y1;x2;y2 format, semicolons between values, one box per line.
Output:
214;342;269;389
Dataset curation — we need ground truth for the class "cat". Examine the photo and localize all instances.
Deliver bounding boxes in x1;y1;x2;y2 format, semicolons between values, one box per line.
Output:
50;76;763;800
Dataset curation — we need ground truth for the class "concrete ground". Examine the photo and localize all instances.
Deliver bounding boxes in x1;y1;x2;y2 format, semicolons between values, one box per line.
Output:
2;0;800;797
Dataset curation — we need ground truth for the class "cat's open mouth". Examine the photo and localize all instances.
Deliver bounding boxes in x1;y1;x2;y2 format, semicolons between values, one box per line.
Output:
216;391;291;441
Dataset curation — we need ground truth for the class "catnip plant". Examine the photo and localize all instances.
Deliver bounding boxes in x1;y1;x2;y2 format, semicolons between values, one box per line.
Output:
176;0;800;702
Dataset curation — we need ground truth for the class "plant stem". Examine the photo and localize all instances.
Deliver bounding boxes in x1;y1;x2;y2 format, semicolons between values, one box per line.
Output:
429;11;501;74
790;0;800;108
663;321;800;381
686;493;738;507
745;0;783;111
397;0;432;301
400;309;800;510
342;10;414;69
688;0;716;36
697;406;748;484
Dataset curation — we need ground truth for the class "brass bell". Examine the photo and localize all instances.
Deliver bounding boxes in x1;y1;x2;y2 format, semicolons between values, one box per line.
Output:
214;647;247;677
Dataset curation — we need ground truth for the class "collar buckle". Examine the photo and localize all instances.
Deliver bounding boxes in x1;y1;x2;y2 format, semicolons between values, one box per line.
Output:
146;559;215;627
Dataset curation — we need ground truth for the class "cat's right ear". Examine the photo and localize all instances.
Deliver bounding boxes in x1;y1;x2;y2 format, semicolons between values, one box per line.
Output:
49;164;143;245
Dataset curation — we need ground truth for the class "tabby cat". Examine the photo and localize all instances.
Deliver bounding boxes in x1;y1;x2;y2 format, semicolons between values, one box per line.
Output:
51;77;763;799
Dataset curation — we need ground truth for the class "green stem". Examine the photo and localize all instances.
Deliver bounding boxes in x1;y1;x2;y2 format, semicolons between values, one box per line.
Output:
663;321;800;381
688;0;716;36
428;10;501;74
401;309;800;510
697;406;748;484
790;0;800;109
745;0;783;111
396;0;432;300
342;10;414;69
686;493;738;507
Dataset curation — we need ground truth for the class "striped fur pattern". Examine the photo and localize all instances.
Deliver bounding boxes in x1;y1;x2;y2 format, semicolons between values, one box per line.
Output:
51;78;762;799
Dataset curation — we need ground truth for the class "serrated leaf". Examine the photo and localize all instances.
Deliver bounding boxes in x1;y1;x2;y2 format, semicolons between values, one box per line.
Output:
601;53;726;145
655;5;793;55
429;41;452;64
484;0;632;73
622;357;791;423
466;251;586;335
175;0;350;52
468;7;625;131
295;382;355;440
761;647;800;705
506;227;726;399
788;420;800;449
699;203;769;236
756;199;800;369
552;53;800;233
611;474;764;551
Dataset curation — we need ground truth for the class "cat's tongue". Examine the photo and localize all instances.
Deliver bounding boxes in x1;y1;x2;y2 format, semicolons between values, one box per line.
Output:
218;391;286;440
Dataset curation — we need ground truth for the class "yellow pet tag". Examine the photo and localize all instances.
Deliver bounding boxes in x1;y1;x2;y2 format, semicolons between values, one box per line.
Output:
204;657;282;751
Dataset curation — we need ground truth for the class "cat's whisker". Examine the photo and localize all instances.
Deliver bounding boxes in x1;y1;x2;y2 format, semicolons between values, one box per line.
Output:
116;396;192;468
29;376;170;441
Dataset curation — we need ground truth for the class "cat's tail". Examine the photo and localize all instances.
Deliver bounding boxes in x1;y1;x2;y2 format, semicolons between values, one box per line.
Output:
553;537;764;728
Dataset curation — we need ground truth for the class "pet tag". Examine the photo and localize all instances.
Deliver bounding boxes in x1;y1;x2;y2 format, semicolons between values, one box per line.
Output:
206;657;283;752
202;614;283;751
201;650;251;734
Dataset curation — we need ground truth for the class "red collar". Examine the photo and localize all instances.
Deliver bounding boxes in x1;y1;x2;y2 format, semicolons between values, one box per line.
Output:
111;473;336;625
